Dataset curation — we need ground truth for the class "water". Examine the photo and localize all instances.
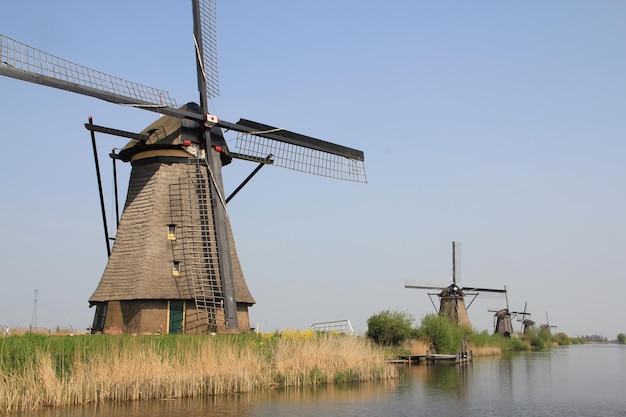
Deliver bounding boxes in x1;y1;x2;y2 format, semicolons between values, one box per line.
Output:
23;344;626;417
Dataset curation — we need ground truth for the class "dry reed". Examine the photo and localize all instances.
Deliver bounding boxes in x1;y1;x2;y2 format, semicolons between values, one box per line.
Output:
0;332;397;414
468;344;502;356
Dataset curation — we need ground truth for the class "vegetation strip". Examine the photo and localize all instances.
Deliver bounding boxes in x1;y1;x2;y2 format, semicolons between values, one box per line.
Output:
0;331;397;414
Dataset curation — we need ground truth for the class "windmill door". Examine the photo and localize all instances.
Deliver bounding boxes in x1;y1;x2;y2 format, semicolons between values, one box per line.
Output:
169;300;184;334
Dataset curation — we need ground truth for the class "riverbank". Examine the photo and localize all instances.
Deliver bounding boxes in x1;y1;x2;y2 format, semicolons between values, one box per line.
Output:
0;331;397;414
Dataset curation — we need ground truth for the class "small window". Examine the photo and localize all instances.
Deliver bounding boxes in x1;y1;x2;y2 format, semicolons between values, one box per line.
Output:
167;224;176;240
172;261;180;276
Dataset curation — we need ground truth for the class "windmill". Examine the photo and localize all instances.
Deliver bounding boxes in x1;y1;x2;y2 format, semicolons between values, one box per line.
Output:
517;301;535;335
405;241;506;327
0;1;366;335
540;311;557;335
488;287;518;337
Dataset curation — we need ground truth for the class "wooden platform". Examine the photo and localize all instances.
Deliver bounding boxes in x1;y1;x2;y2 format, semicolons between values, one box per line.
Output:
397;350;472;365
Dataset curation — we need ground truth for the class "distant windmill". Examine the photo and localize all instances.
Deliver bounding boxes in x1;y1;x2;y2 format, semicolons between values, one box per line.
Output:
517;301;535;335
488;287;519;337
540;311;557;335
405;241;506;327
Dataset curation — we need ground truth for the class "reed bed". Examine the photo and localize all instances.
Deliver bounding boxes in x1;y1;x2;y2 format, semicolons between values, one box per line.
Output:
0;332;397;414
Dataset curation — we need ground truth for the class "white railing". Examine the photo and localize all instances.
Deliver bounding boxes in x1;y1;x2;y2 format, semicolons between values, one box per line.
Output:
311;320;354;335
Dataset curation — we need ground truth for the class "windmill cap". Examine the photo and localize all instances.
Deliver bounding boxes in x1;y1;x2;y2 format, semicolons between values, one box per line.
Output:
117;102;231;165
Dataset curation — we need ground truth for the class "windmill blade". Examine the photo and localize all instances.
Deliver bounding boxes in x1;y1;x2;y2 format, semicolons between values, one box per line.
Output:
461;286;506;293
517;301;531;322
229;119;367;182
193;0;220;99
0;34;192;117
405;284;447;291
190;0;239;330
232;119;364;160
504;285;509;310
452;241;462;285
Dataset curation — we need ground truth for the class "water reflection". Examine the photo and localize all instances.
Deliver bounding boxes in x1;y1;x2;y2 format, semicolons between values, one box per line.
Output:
26;379;404;417
405;362;470;396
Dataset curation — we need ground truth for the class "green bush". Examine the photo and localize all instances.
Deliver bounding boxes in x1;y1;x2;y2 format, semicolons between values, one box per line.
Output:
552;332;570;346
617;333;626;344
500;336;530;351
537;327;553;344
530;335;545;348
366;309;415;346
416;314;468;354
468;329;491;347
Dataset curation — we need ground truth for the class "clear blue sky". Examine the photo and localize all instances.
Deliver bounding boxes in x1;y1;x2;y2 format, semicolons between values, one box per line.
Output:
1;1;624;338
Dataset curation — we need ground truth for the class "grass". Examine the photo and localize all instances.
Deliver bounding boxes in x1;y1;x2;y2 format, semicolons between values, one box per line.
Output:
0;331;397;414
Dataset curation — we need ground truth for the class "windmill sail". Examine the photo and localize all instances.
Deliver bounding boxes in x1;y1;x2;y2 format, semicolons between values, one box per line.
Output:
0;34;179;112
193;0;220;99
233;120;367;182
192;0;238;330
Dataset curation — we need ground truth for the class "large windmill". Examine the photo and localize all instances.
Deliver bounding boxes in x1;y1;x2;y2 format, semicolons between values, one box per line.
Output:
0;1;366;335
405;241;506;327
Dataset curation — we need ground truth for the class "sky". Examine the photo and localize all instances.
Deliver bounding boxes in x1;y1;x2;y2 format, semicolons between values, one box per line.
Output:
0;1;624;338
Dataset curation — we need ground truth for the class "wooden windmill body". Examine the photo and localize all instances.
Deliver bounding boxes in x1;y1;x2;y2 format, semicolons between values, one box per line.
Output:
0;1;366;335
522;319;536;334
436;284;472;326
406;241;506;328
493;309;514;336
489;287;519;337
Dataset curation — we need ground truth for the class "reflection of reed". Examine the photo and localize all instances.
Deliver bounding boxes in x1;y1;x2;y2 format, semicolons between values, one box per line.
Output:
26;396;261;417
266;378;402;403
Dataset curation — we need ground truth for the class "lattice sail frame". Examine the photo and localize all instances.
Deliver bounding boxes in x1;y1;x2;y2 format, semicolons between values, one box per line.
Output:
196;0;220;99
0;34;177;108
234;132;368;183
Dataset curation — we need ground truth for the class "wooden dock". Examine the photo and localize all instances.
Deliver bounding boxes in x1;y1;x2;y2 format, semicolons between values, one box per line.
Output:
397;350;472;365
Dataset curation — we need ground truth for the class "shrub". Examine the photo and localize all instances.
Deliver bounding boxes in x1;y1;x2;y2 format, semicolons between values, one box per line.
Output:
617;333;626;344
416;314;467;354
530;335;545;348
537;327;553;344
366;309;415;346
500;335;530;351
552;332;570;346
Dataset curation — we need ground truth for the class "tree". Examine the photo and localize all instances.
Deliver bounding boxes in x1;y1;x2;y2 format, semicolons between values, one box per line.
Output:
366;309;415;346
617;333;626;344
